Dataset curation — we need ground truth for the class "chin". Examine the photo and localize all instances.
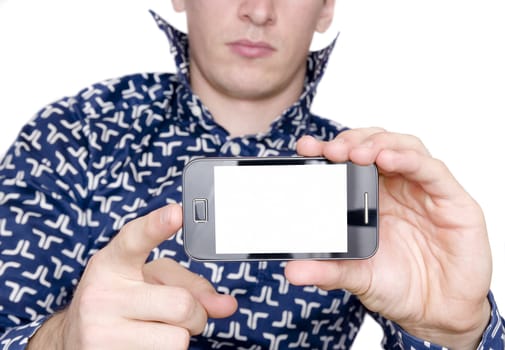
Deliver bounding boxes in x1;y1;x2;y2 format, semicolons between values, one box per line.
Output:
224;76;285;100
227;86;281;101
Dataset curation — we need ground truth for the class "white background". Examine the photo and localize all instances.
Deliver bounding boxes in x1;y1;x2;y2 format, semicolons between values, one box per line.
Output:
0;0;504;347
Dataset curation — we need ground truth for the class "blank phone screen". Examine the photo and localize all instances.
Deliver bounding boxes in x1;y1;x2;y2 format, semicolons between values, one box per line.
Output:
214;164;348;254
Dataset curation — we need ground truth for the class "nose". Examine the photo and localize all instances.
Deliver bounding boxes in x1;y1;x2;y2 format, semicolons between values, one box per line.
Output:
238;0;277;26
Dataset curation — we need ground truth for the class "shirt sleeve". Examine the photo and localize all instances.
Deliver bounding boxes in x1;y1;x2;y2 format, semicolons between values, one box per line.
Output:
370;292;504;349
0;96;92;349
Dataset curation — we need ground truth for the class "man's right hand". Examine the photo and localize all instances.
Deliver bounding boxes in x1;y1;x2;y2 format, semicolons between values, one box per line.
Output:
27;204;238;350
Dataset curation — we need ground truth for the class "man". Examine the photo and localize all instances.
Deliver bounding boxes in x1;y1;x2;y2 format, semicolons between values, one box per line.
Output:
0;1;503;349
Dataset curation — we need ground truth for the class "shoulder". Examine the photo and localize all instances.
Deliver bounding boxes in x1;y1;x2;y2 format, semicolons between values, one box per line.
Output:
68;72;181;152
25;72;178;126
73;72;177;112
11;72;181;158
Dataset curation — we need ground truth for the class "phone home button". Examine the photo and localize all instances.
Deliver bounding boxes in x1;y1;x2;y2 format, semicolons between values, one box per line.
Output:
193;199;208;223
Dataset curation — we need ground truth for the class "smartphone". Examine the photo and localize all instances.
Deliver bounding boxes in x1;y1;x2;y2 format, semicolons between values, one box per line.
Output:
182;157;378;261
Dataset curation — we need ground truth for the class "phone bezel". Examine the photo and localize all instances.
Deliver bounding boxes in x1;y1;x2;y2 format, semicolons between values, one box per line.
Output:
182;157;378;261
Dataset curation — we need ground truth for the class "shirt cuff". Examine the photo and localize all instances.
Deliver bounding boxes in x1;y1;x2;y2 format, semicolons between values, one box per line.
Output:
0;316;47;350
392;292;504;350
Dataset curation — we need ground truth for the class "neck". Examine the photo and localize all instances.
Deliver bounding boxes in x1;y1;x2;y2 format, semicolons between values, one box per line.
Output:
189;65;306;138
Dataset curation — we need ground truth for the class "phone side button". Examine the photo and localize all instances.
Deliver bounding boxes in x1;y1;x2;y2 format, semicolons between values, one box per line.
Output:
193;199;208;223
364;192;369;225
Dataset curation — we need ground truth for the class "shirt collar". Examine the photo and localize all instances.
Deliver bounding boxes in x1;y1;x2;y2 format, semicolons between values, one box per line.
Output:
150;10;338;141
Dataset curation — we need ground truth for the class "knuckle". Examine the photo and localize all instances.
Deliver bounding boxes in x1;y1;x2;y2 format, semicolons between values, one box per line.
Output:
405;133;425;148
337;129;354;139
149;325;190;350
110;216;148;258
117;218;135;241
76;284;106;315
358;126;387;137
432;157;448;171
368;130;390;144
171;287;198;323
85;251;104;271
114;225;137;254
170;327;191;350
143;211;160;238
367;126;387;134
192;273;214;291
339;127;387;143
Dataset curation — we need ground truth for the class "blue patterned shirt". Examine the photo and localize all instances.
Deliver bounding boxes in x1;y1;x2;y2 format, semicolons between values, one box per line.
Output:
0;11;503;350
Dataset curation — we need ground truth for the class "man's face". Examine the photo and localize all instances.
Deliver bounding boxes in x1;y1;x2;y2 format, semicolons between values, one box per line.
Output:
172;0;335;101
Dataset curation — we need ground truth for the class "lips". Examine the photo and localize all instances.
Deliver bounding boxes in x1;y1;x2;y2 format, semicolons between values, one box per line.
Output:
227;39;276;59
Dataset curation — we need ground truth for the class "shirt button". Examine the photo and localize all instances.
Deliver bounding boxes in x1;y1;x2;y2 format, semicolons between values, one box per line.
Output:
230;142;241;156
190;104;202;117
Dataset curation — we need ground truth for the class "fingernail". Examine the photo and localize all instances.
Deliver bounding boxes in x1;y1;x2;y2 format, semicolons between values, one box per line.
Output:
161;205;173;224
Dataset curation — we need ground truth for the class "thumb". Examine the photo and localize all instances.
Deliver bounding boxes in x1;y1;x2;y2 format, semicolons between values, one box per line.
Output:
285;260;372;296
144;259;238;319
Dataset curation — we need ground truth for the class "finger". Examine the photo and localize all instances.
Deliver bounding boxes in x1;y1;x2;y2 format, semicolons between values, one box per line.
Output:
105;204;183;275
296;129;382;160
120;284;208;335
320;128;386;162
333;127;387;147
197;289;238;319
144;259;238;319
296;135;325;156
285;260;372;296
101;320;190;350
322;129;430;165
348;132;431;166
127;321;190;350
376;149;465;200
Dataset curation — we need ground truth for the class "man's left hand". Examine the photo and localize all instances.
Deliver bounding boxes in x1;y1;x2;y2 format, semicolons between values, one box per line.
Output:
285;128;492;350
